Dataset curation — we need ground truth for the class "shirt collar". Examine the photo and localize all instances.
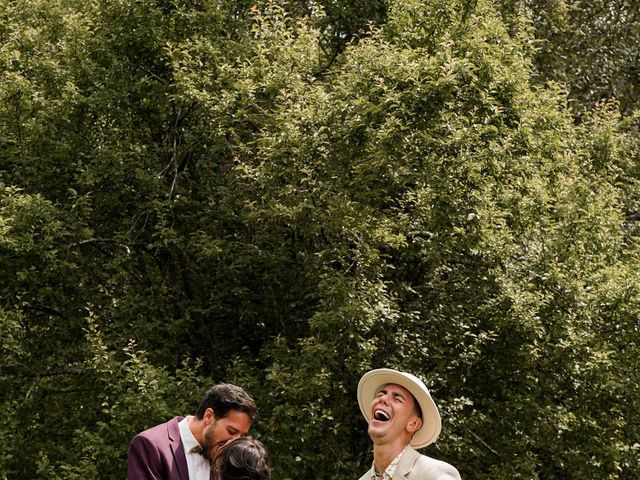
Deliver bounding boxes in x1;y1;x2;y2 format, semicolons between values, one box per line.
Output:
178;416;201;454
371;446;408;480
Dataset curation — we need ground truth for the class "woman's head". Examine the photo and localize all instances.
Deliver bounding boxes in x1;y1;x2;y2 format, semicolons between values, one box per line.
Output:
215;436;270;480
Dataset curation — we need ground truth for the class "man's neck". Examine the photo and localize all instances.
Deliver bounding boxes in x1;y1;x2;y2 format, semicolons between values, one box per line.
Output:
372;441;408;473
187;415;204;444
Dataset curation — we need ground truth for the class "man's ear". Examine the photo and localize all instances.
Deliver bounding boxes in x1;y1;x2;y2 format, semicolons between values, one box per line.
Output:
407;417;423;434
204;407;216;423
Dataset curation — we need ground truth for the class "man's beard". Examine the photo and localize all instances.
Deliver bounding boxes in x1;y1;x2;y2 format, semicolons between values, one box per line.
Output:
199;429;215;464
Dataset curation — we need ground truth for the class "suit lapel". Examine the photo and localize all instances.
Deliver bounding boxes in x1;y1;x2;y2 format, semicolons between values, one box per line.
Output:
393;446;419;480
168;417;189;480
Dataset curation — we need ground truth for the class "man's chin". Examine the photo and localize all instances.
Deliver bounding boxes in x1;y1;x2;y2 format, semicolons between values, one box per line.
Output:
199;444;214;463
370;420;396;437
205;443;226;462
200;450;212;463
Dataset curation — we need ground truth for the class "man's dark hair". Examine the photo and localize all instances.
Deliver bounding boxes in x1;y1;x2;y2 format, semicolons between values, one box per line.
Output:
413;396;423;420
217;436;270;480
195;383;258;421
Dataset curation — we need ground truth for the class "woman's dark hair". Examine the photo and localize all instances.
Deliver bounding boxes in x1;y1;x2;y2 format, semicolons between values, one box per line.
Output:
195;383;258;421
216;437;270;480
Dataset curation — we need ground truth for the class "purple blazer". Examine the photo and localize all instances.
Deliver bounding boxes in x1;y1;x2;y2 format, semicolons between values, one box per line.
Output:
127;416;214;480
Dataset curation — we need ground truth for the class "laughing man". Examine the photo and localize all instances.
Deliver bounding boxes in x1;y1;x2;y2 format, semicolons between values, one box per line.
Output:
357;368;461;480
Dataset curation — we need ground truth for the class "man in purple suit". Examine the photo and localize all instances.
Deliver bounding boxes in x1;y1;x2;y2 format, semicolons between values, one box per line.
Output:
127;383;259;480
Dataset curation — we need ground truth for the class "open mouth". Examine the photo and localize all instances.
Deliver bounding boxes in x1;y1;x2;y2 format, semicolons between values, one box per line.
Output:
373;409;390;422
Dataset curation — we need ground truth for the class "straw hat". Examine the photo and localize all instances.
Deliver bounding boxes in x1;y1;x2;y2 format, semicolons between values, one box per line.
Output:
357;368;441;449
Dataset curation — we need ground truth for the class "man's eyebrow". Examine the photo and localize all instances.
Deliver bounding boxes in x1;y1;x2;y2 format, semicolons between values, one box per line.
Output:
376;387;406;400
390;390;406;400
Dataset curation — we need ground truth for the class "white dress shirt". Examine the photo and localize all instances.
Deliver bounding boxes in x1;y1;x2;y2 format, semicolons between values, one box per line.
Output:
178;416;211;480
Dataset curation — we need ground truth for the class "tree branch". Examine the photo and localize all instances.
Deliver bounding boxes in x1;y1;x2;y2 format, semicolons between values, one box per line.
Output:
468;429;501;457
68;237;132;253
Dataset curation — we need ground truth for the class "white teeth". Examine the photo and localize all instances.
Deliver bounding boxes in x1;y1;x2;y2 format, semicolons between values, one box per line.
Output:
374;409;390;421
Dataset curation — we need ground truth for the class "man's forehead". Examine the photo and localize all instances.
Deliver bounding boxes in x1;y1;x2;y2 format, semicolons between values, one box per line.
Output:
377;383;414;398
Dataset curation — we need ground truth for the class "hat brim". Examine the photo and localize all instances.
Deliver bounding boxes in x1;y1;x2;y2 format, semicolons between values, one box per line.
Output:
357;368;441;449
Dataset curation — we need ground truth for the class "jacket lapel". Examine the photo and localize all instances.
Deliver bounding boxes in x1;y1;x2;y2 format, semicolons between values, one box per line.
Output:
393;446;419;480
168;416;189;480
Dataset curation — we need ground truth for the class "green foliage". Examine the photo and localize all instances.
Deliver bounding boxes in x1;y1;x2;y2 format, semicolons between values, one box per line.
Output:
0;0;639;479
500;0;640;114
32;316;204;480
0;186;204;479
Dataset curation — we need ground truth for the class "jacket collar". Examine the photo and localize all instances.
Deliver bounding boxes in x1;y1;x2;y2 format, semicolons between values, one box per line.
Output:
394;446;420;479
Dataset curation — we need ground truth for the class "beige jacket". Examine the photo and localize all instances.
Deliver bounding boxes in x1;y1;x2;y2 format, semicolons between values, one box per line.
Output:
359;446;461;480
